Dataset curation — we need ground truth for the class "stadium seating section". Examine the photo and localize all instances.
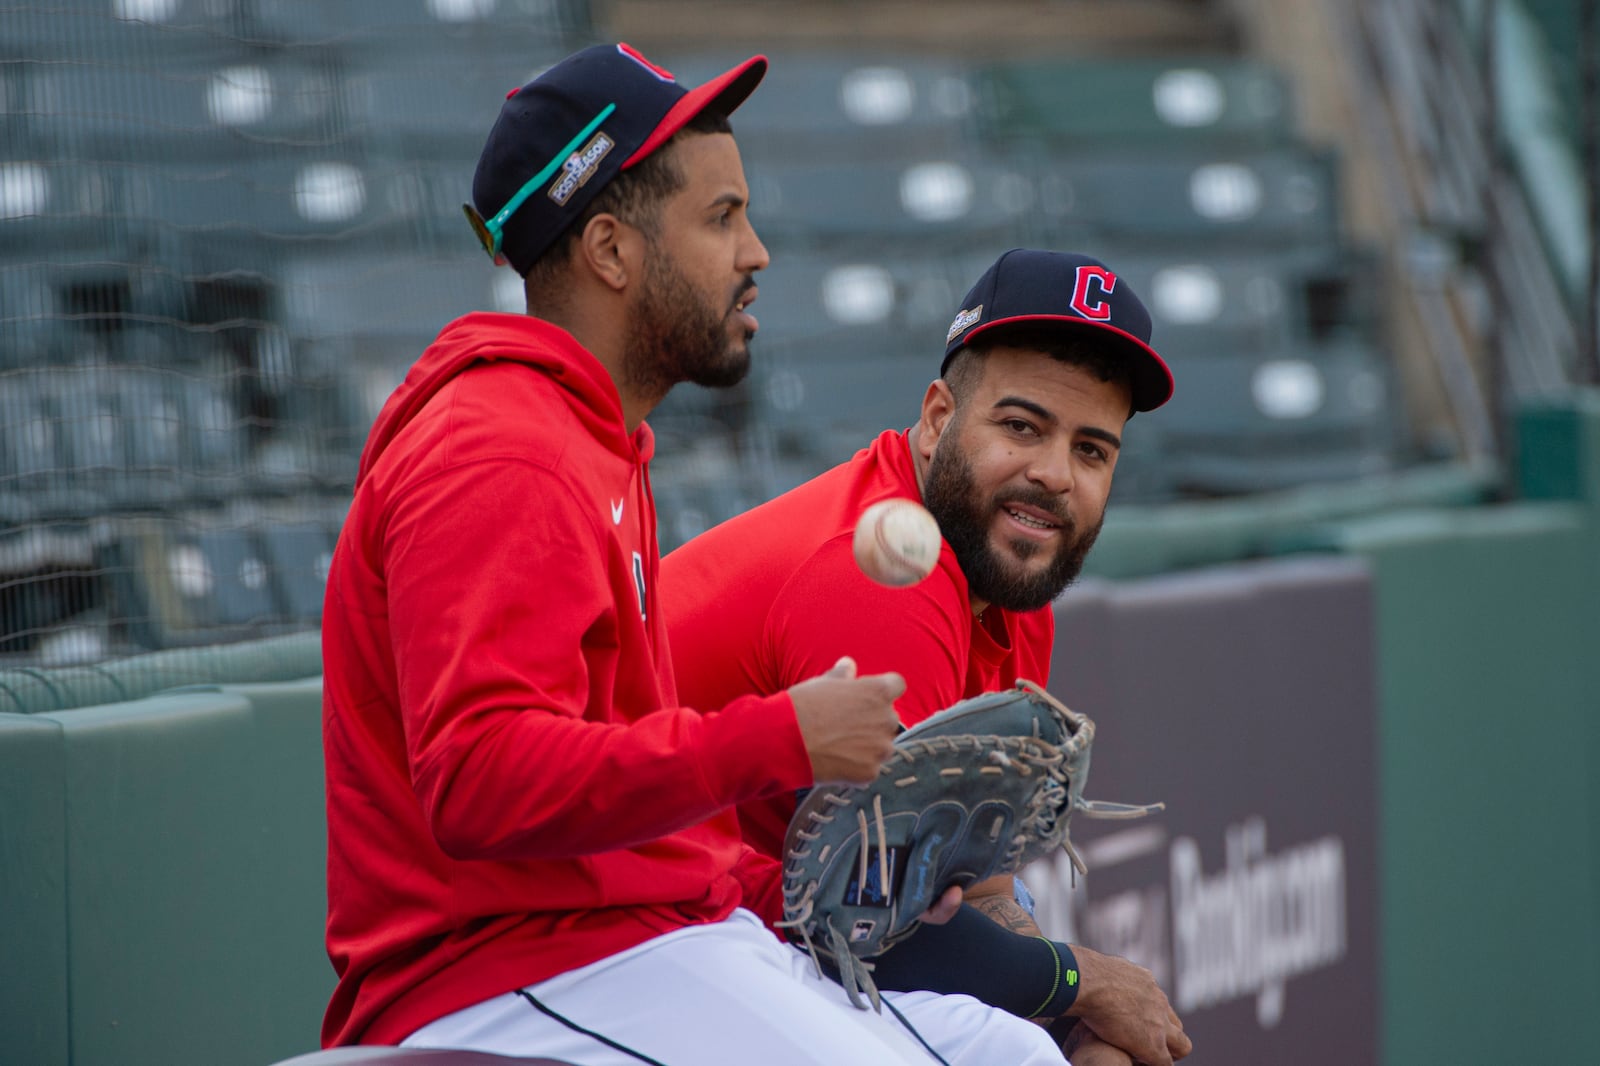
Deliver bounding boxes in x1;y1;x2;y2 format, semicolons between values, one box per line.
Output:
3;1;1416;653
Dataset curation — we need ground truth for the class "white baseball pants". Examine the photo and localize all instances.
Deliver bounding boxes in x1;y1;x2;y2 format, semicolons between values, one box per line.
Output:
401;908;1064;1065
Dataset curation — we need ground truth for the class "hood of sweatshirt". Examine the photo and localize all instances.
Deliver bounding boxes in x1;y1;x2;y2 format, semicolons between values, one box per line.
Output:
356;311;645;486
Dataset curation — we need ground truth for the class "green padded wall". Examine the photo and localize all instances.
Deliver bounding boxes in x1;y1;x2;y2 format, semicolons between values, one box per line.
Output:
0;632;323;715
0;667;128;716
36;692;293;1066
0;714;69;1066
1;679;330;1066
221;679;335;1064
1335;504;1600;1064
90;633;324;712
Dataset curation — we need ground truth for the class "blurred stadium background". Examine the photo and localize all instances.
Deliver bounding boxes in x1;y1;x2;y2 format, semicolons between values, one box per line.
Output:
4;0;1596;666
4;4;1600;1066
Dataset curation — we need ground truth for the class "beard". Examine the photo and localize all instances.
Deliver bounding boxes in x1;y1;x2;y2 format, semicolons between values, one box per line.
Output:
922;428;1104;613
624;248;753;399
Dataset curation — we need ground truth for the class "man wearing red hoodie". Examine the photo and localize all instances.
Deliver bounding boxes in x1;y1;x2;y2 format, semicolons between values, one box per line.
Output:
319;43;1064;1065
663;250;1191;1066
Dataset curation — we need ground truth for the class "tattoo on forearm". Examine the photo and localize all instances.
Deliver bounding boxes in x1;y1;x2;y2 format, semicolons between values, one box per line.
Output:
968;893;1043;936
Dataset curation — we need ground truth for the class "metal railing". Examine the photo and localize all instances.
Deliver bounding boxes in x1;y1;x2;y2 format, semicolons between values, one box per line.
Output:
1336;0;1587;464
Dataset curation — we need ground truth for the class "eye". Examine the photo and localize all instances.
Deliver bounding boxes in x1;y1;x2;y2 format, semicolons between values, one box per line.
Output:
1077;440;1110;462
999;417;1037;436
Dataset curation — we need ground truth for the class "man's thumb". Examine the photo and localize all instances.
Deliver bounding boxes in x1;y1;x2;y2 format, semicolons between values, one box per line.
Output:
826;656;858;680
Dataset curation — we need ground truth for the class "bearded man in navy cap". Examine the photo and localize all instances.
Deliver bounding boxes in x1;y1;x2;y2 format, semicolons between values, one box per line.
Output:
664;249;1192;1066
320;43;1073;1065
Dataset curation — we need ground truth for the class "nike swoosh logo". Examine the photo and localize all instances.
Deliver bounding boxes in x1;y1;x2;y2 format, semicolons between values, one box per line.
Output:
610;499;624;525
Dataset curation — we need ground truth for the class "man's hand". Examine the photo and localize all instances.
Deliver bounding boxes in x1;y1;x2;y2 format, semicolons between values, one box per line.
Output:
787;657;905;785
1068;944;1191;1065
918;884;963;925
1057;1022;1135;1066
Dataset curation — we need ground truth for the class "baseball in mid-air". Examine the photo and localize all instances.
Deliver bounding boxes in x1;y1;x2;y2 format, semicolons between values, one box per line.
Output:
852;498;941;588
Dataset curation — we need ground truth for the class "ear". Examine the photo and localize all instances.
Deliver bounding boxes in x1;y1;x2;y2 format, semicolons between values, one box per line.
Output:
575;213;638;293
916;378;957;462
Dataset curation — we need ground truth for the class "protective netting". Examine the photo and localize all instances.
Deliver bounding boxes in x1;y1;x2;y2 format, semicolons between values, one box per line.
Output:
2;2;1420;668
1;0;597;664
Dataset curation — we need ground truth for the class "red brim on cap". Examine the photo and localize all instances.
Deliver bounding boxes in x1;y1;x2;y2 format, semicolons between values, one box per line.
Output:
623;54;768;169
963;314;1175;412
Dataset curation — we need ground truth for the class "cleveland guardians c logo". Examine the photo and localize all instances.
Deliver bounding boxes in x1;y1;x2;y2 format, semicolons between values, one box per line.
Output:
1070;266;1118;321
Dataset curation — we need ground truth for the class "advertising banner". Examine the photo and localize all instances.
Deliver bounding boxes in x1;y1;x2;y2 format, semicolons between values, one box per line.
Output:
1031;557;1379;1064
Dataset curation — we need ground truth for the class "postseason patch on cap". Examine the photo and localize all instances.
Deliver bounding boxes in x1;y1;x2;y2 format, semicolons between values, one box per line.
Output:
547;131;617;206
946;305;982;343
469;43;767;275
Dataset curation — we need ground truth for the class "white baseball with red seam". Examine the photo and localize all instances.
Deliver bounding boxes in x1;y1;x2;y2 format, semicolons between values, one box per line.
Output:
852;499;941;588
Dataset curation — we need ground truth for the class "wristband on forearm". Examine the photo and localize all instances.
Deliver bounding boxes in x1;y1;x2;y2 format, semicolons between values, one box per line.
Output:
856;904;1082;1020
1027;937;1080;1018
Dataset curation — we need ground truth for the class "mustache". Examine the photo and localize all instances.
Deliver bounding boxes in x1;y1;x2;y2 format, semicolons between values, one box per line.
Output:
994;487;1071;528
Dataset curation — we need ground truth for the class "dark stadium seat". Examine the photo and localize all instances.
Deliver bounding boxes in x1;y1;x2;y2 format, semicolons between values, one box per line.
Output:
275;245;501;487
7;362;253;511
0;490;37;528
732;250;952;470
0;159;155;259
743;154;1040;248
22;41;348;160
196;526;280;625
0;0;250;56
34;154;468;265
0;253;190;367
660;49;980;157
174;374;249;504
946;240;1383;364
649;443;779;554
278;246;501;347
0;372;62;495
47;366;126;499
1108;244;1382;359
1105;414;1176;505
117;365;193;499
0;262;50;369
343;44;572;155
98;517;280;647
256;518;334;623
1029;145;1343;248
649;249;947;473
243;0;593;47
95;505;342;647
752;335;931;472
746;249;960;345
0;370;117;519
0;46;28;146
973;56;1297;149
108;156;394;245
1145;339;1401;494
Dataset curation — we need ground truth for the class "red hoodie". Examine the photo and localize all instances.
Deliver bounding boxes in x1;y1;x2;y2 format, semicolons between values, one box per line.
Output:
320;312;811;1047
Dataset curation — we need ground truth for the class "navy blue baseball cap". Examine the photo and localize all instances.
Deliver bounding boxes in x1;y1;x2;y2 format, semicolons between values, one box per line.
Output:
465;43;767;276
942;249;1175;412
